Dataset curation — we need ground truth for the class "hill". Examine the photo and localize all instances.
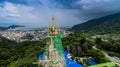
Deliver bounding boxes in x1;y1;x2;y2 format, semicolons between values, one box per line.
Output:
0;26;8;30
0;36;46;67
70;13;120;34
0;25;24;31
0;34;109;66
8;25;24;29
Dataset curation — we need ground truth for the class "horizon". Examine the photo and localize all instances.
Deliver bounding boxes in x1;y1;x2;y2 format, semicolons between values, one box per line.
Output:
0;0;120;27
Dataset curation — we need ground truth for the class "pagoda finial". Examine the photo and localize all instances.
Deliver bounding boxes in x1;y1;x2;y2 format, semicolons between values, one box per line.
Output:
52;15;55;26
51;15;55;32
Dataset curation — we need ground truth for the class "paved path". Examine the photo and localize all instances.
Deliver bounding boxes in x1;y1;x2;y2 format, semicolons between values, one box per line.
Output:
104;52;120;66
92;46;120;66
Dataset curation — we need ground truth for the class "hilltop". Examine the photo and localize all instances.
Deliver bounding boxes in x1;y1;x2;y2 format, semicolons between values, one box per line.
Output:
0;25;24;31
71;12;120;34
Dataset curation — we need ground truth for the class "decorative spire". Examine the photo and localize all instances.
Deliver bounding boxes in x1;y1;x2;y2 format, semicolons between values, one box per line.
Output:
51;15;55;33
52;15;55;26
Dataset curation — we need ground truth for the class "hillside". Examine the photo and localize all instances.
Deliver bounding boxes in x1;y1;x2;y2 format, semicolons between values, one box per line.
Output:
70;13;120;34
0;36;46;67
8;25;24;29
0;34;110;66
0;26;8;30
0;25;24;31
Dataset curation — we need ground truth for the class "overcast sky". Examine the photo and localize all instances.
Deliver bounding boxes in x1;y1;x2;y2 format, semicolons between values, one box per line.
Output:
0;0;120;27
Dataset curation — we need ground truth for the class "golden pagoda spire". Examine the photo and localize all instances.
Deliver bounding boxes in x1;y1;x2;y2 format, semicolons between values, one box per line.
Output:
52;15;55;26
51;15;55;33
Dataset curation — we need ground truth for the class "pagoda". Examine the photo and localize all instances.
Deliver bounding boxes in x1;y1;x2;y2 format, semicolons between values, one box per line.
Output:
39;16;65;67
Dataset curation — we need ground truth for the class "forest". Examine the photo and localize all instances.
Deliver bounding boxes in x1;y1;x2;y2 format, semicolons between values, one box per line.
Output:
0;33;120;67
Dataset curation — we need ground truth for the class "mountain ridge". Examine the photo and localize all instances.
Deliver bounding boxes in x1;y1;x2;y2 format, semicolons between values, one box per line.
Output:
70;12;120;34
0;25;24;31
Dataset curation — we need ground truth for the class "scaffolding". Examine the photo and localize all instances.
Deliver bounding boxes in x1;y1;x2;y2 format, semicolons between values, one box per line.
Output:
37;16;66;67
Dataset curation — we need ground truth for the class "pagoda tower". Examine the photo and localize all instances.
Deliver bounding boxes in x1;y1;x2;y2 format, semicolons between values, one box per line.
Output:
39;16;66;67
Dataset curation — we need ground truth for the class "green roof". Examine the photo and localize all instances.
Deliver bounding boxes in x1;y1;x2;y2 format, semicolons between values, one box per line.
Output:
88;62;117;67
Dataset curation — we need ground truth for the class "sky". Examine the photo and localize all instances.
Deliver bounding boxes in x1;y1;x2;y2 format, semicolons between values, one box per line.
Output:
0;0;120;27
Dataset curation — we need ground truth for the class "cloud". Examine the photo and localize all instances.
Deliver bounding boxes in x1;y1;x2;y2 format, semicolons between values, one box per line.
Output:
74;0;120;20
0;0;120;27
0;0;81;27
76;0;120;11
0;2;34;23
4;2;20;17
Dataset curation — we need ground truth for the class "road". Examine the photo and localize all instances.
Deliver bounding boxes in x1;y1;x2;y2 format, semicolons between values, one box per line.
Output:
92;46;120;66
104;52;120;66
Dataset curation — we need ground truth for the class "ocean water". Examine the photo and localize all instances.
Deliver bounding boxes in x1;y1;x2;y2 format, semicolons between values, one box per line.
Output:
9;27;46;31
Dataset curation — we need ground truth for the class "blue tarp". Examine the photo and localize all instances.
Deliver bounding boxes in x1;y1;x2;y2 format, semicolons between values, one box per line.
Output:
63;51;69;57
86;60;96;65
63;51;84;67
65;57;84;67
39;54;44;60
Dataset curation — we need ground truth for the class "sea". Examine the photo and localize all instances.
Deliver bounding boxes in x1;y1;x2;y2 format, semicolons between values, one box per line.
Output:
8;27;46;31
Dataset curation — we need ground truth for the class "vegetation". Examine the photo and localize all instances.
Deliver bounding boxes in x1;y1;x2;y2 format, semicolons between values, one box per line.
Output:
0;36;46;67
0;33;120;66
0;26;8;30
62;34;108;64
0;25;24;30
71;13;120;34
95;37;120;57
21;34;34;40
8;25;24;29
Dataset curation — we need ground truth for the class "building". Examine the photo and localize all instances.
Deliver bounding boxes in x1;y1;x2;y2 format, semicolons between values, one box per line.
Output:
35;16;84;67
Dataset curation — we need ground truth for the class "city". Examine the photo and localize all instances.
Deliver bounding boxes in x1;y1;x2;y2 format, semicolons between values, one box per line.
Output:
0;28;72;42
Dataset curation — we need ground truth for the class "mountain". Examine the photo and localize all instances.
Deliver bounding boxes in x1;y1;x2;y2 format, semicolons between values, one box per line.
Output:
0;25;24;30
70;13;120;34
0;26;8;30
8;25;24;29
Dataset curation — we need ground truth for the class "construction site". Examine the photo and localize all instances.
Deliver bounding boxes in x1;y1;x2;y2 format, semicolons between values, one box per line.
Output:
36;16;83;67
35;16;117;67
